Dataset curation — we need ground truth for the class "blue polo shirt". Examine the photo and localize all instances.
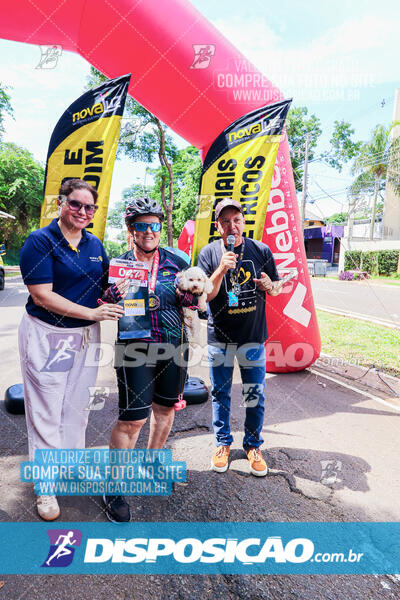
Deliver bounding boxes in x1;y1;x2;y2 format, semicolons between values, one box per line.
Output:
20;219;109;328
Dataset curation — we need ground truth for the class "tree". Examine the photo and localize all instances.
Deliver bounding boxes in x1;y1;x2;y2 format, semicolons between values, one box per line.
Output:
324;120;361;172
106;184;144;228
325;212;348;224
351;124;395;239
286;106;322;191
172;145;202;237
150;145;202;243
103;239;128;258
86;68;178;245
0;83;13;139
0;142;45;248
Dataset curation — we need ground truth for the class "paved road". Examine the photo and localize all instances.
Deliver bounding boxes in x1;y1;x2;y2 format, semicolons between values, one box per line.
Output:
1;278;400;599
310;278;400;326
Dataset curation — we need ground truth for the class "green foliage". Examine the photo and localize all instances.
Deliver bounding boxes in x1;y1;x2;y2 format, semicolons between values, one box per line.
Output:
86;67;178;245
150;145;202;242
325;212;348;224
324;120;361;172
2;248;20;266
103;239;128;259
286;106;322;191
344;250;362;270
106;199;129;229
349;124;398;236
0;142;45;249
173;146;202;229
106;184;144;230
104;144;201;248
317;309;400;377
344;249;400;276
352;124;389;181
349;170;378;198
0;83;14;139
350;125;390;201
86;68;171;162
377;250;399;276
361;251;379;276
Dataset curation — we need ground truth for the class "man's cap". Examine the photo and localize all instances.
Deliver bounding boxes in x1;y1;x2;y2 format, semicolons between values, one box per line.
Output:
214;199;244;220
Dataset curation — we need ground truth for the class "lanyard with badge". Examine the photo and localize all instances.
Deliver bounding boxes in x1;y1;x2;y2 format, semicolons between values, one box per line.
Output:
129;248;160;312
221;238;245;307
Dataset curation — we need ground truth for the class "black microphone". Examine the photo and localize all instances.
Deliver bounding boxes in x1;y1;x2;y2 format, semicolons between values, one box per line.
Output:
227;234;235;281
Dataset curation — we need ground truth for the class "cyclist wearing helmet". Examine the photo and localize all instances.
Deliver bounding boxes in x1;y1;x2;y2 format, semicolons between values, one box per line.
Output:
102;197;195;522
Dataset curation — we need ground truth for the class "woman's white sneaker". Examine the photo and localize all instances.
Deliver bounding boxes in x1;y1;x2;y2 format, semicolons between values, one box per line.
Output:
37;496;60;521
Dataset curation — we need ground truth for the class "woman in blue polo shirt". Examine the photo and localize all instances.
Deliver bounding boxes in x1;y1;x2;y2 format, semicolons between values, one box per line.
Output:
19;178;124;522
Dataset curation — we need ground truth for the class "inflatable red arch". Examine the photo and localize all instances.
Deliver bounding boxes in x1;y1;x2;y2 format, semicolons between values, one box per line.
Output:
0;0;320;372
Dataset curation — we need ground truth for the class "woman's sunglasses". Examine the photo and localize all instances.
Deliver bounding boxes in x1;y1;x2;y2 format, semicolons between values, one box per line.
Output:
132;222;162;232
66;198;98;215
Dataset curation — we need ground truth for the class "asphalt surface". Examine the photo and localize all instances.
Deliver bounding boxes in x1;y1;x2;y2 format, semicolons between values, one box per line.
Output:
1;277;400;599
310;278;400;327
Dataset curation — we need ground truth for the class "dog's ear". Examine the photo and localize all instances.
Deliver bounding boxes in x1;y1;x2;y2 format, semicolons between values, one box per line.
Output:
205;278;213;294
177;270;189;291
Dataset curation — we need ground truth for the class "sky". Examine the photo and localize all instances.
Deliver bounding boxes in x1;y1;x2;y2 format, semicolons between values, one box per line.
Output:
0;0;399;222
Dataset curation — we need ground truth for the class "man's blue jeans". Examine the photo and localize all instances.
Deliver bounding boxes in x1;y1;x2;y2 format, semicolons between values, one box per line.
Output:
208;342;266;450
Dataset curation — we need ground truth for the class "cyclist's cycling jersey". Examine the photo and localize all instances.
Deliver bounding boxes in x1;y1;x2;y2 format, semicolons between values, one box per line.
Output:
117;247;188;344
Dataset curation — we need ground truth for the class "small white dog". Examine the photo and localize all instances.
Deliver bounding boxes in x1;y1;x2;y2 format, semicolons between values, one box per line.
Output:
175;266;213;341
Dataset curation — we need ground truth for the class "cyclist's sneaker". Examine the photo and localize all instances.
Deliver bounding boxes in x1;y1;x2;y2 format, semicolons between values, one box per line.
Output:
246;447;268;476
103;494;131;523
211;445;230;473
37;495;60;521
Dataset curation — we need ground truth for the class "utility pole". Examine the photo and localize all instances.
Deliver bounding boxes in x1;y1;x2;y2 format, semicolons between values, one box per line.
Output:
347;195;354;245
370;178;380;240
301;134;310;228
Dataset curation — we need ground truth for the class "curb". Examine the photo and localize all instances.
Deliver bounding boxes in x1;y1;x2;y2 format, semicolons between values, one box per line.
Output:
311;352;400;400
315;305;400;330
308;368;400;412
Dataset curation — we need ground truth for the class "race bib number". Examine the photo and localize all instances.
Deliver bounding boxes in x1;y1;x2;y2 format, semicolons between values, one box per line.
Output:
108;258;148;285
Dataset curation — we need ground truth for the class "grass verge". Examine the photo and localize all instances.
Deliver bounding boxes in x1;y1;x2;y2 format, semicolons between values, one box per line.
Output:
325;275;400;286
316;310;400;378
369;276;400;287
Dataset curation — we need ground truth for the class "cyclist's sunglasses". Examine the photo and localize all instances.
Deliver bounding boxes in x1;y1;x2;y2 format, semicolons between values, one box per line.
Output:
132;221;162;232
66;198;98;215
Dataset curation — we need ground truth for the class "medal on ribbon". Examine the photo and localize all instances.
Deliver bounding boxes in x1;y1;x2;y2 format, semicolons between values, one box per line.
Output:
147;251;160;312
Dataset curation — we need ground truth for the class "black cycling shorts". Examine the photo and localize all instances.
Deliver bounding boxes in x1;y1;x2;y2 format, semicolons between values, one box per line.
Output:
115;342;188;421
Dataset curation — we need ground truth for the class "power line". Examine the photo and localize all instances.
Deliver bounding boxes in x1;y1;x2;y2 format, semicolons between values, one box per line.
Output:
312;179;346;205
305;193;329;220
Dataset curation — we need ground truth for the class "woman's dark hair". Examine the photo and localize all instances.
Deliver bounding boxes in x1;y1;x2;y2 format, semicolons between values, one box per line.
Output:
58;179;98;203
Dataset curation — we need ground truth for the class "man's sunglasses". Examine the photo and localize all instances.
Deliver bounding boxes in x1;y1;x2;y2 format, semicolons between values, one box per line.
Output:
132;222;162;232
66;198;98;215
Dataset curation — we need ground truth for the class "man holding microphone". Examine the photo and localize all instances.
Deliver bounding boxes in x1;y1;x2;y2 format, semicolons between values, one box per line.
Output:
197;198;282;476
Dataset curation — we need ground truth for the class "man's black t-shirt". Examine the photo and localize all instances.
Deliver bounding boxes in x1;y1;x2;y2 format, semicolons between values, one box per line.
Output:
197;238;280;345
